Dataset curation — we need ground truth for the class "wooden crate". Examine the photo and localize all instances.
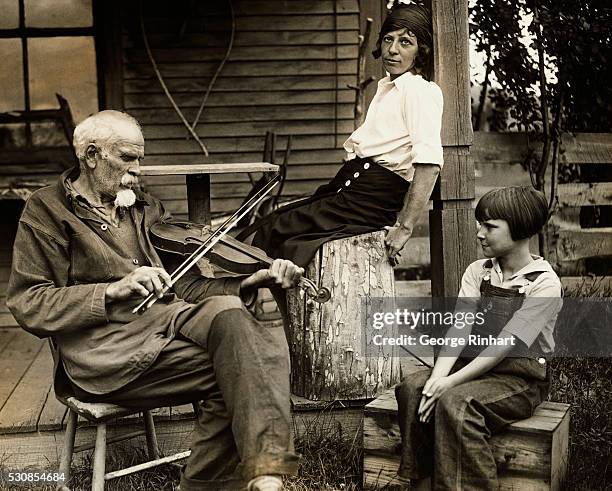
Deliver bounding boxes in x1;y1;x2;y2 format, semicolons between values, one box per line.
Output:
364;388;570;490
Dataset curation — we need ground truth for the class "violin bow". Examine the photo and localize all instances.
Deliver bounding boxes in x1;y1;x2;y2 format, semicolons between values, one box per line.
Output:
133;174;282;314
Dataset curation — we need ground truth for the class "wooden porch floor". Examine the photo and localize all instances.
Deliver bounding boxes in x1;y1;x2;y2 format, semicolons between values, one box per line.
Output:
0;328;199;469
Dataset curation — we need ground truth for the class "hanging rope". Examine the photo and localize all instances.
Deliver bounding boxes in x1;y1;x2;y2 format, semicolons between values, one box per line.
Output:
191;0;235;131
139;0;209;156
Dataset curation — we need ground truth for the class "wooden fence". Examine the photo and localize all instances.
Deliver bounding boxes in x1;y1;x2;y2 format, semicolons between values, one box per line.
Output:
475;132;612;285
396;131;612;296
546;134;612;281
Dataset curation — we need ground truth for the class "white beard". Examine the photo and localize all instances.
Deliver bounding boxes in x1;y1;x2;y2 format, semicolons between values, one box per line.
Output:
114;188;137;208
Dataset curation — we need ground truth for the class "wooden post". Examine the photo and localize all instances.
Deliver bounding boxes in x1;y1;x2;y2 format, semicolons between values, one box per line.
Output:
429;0;477;297
94;0;124;110
186;174;212;225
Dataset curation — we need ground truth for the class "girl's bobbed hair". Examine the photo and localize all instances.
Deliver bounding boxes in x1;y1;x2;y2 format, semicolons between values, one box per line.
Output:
475;186;549;241
372;4;434;80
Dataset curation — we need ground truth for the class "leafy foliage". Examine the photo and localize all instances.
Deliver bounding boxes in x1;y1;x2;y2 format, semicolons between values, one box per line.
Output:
536;1;611;133
471;0;611;134
471;0;540;132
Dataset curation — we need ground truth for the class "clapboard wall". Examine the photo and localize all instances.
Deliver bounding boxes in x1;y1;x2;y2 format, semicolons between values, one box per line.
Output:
111;0;360;218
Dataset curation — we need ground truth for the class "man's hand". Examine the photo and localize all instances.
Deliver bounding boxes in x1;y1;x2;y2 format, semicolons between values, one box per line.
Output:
384;222;413;264
105;266;173;303
240;259;304;292
417;375;458;423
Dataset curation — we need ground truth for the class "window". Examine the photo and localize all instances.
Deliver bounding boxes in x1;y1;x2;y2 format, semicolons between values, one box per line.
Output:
0;0;98;147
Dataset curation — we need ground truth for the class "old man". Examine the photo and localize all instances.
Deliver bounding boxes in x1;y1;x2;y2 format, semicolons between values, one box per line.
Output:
7;110;300;491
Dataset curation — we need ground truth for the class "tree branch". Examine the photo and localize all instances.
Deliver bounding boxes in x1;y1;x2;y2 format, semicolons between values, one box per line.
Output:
474;48;492;131
533;0;551;192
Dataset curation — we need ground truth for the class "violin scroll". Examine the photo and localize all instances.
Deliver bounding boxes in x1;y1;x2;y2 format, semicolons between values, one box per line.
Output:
299;277;331;303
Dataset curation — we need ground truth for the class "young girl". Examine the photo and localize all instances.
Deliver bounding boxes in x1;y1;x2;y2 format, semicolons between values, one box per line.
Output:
395;186;563;490
238;2;443;268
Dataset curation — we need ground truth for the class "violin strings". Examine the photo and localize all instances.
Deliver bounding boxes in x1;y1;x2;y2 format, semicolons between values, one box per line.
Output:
165;176;281;284
133;177;281;314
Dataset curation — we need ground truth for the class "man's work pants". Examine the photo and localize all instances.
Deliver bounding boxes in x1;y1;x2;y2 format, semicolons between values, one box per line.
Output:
72;296;299;490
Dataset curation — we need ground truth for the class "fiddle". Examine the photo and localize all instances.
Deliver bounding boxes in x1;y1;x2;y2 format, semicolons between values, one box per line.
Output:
133;175;283;314
149;221;331;303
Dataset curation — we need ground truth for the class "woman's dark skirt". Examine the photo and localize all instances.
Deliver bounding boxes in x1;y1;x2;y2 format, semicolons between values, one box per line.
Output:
238;157;410;268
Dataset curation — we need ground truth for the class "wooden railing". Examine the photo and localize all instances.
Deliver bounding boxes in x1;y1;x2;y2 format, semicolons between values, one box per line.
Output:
546;135;612;280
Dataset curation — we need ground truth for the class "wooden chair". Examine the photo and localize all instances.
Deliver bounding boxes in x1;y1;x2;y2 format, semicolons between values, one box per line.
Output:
50;343;192;491
0;93;79;170
0;93;78;201
235;131;291;230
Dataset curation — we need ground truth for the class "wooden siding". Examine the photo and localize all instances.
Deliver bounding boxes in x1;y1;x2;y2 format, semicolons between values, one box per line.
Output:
116;0;360;219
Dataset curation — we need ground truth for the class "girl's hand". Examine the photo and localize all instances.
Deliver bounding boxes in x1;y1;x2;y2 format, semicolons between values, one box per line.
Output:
417;376;457;423
384;222;413;264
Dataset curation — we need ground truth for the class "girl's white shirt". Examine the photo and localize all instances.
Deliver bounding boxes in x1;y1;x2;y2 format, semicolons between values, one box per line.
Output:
458;256;563;354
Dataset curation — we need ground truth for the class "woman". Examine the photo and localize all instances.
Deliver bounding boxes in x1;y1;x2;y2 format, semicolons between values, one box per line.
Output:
240;2;443;269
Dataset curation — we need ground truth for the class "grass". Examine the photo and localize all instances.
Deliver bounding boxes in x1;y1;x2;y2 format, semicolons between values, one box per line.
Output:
0;447;181;490
285;410;362;491
548;357;612;490
545;279;612;490
67;447;181;490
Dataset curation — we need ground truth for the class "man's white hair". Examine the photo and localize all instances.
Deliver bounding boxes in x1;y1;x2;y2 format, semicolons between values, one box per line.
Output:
73;110;141;162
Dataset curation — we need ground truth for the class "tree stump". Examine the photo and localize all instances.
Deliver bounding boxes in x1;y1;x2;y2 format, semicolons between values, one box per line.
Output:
287;231;400;401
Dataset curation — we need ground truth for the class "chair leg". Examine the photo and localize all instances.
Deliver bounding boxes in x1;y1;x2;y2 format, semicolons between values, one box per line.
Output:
91;423;107;491
142;410;161;460
57;409;77;490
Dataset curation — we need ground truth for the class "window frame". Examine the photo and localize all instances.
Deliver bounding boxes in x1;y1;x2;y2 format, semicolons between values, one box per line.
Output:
0;0;96;145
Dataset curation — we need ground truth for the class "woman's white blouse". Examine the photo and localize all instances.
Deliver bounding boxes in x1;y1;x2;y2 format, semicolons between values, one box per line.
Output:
343;71;444;181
